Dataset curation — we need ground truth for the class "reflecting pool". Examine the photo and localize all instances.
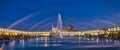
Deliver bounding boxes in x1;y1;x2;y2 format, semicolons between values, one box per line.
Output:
0;37;120;50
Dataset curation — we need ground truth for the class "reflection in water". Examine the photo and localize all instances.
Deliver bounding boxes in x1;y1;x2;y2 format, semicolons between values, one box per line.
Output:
44;43;48;47
10;41;15;47
35;38;39;47
96;38;99;42
44;37;48;47
106;39;108;42
9;40;15;50
91;38;95;40
0;37;120;50
20;39;25;48
78;37;81;43
52;44;57;46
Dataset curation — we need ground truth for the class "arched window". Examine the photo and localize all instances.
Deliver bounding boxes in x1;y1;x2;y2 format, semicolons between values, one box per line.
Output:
111;28;114;31
117;27;120;31
108;28;111;31
114;27;116;31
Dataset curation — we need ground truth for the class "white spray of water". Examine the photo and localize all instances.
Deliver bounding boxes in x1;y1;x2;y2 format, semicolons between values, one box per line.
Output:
98;20;117;26
76;23;99;30
37;23;51;31
28;17;53;31
57;13;63;39
37;21;55;31
8;12;39;29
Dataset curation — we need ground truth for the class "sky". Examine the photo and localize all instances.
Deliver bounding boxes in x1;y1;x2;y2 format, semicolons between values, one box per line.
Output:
0;0;120;31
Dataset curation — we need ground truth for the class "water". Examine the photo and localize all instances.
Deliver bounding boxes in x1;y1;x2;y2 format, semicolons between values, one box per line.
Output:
93;20;118;29
57;13;63;38
8;12;39;29
0;37;120;50
28;17;53;31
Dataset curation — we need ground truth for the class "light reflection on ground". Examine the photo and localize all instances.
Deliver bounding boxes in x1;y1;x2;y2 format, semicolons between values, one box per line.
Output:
0;37;120;50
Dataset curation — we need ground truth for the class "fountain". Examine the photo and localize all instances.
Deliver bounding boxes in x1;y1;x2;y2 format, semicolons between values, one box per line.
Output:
57;13;63;39
28;17;52;31
93;20;118;29
97;20;117;26
8;12;39;29
38;23;51;31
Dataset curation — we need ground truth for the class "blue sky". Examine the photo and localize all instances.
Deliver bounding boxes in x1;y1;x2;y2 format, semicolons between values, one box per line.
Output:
0;0;120;31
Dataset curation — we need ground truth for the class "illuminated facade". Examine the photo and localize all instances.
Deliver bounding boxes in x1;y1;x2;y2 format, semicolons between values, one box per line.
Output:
107;26;120;35
0;28;50;37
82;30;106;35
108;26;120;32
0;28;104;37
0;27;112;37
0;26;120;37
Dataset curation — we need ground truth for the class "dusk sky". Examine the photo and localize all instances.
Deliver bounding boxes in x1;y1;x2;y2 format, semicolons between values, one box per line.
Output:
0;0;120;31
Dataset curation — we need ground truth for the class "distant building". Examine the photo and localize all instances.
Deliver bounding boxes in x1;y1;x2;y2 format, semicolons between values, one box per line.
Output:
65;25;73;31
0;26;120;37
108;26;120;32
82;29;107;35
64;25;78;31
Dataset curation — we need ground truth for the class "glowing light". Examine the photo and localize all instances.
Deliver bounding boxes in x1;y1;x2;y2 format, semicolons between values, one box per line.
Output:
44;43;48;47
5;32;9;35
14;33;18;36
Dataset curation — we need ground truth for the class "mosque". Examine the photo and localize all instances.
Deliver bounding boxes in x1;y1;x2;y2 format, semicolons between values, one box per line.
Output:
0;14;120;37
